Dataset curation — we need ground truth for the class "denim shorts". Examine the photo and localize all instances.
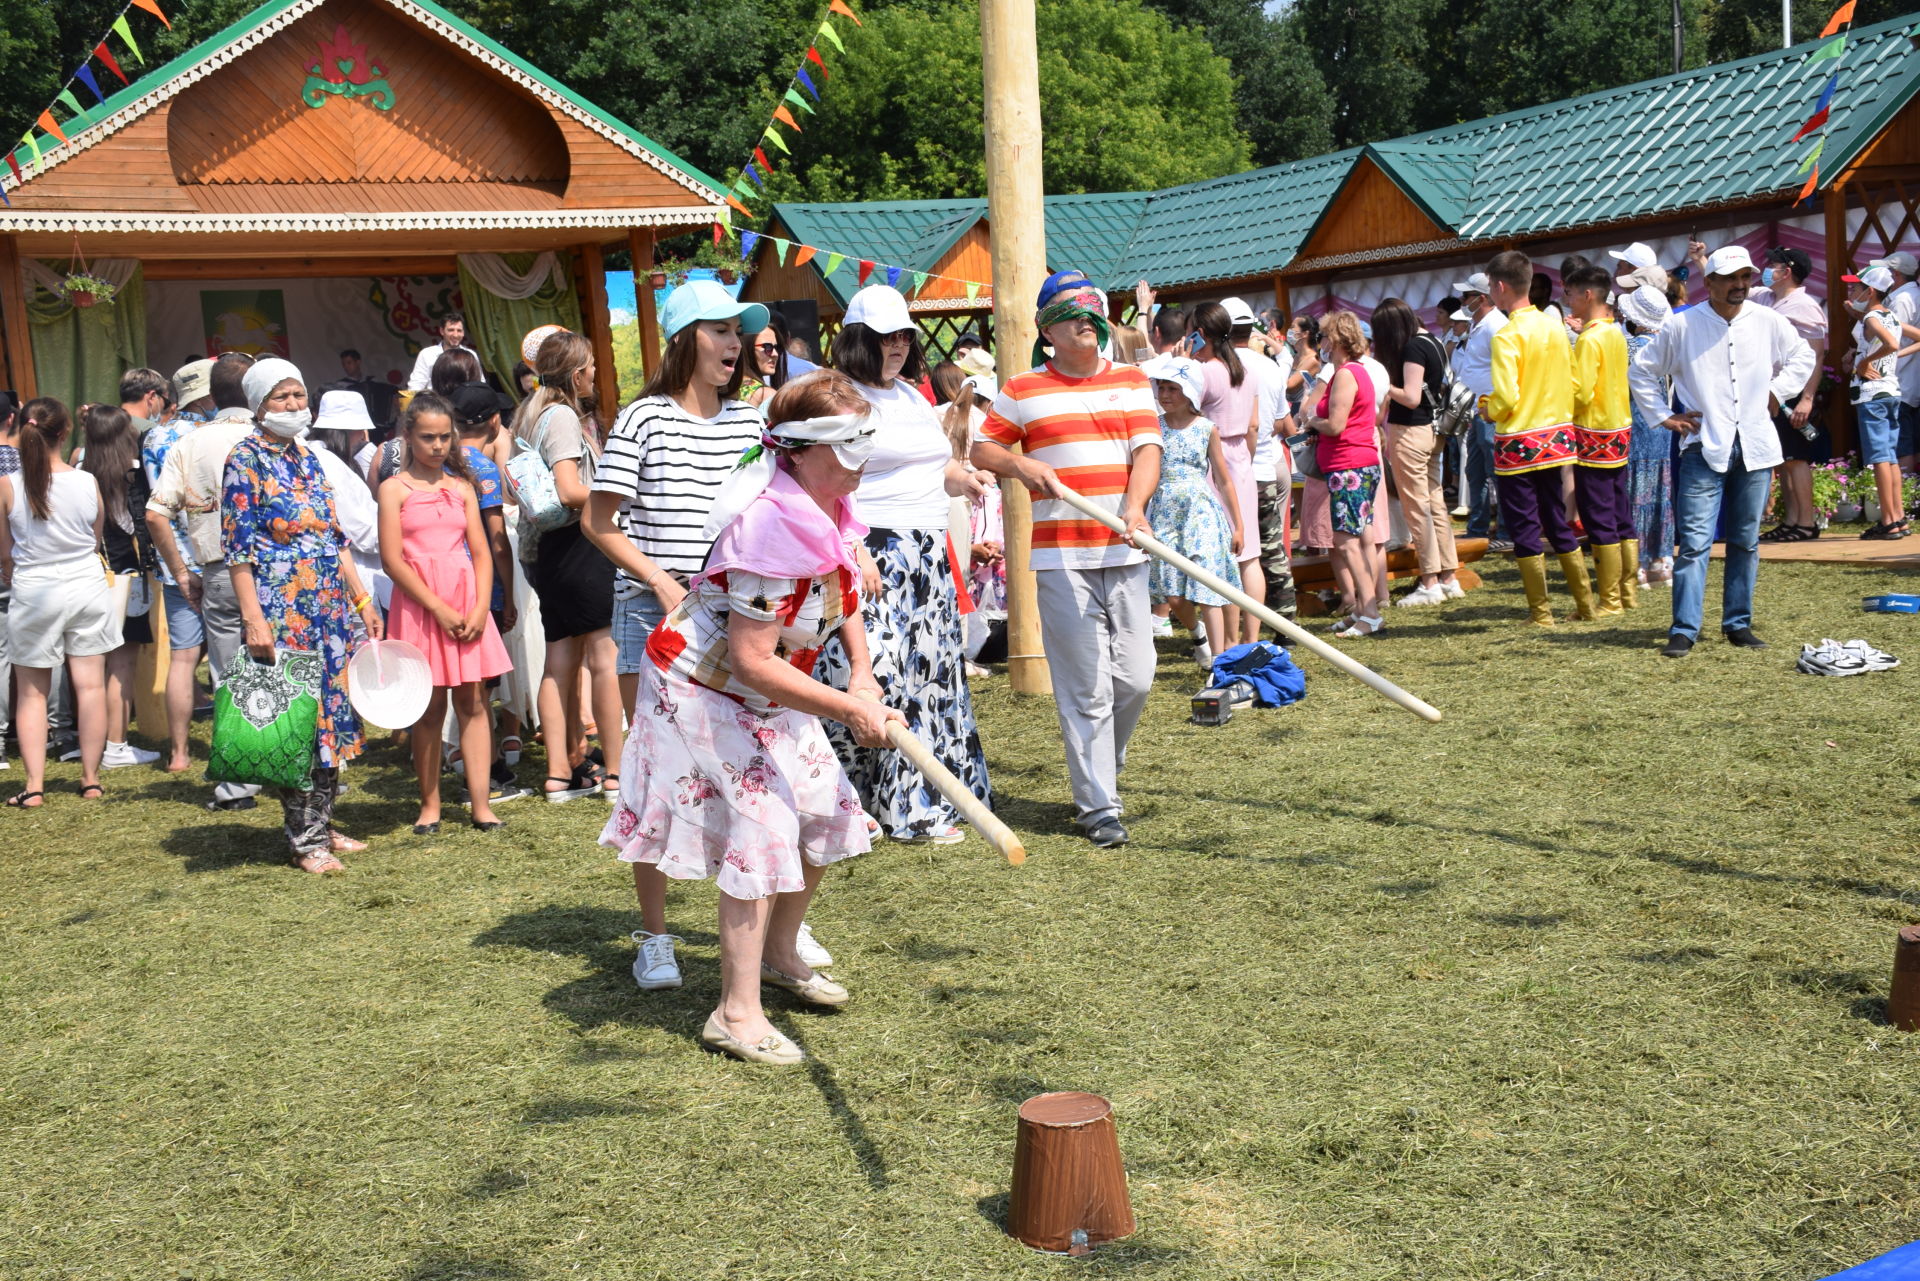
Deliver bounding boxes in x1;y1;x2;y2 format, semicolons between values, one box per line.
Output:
1855;396;1901;466
612;588;668;675
162;581;205;651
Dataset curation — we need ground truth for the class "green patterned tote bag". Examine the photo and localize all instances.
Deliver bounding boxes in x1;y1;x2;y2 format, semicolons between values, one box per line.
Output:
208;649;322;792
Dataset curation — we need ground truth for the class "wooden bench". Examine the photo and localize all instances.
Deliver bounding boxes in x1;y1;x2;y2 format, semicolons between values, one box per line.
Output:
1290;537;1491;616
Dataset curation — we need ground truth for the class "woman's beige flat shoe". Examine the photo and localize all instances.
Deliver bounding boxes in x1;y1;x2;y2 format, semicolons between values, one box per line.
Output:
760;963;850;1007
701;1012;804;1065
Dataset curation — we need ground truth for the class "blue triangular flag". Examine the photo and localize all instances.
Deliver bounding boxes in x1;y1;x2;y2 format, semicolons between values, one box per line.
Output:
74;65;106;105
744;162;764;191
741;230;760;260
796;68;821;101
885;265;903;289
1814;72;1839;113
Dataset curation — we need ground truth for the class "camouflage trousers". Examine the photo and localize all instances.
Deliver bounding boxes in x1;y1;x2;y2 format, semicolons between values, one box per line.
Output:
1255;480;1297;619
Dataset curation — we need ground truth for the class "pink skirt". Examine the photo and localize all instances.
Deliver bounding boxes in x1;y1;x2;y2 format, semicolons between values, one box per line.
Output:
599;666;872;900
387;553;512;686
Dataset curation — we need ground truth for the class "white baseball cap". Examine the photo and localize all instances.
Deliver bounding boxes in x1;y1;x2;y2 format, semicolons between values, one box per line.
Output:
844;285;915;334
1449;308;1471;322
1220;296;1260;327
1847;265;1896;293
1703;245;1756;277
1608;242;1658;270
1453;272;1491;296
961;372;998;402
1870;251;1918;277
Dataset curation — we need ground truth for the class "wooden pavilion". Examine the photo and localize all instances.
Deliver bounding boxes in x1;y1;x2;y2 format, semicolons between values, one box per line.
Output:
0;0;708;412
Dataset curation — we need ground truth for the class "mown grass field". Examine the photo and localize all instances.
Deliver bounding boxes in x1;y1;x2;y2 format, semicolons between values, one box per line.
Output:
5;556;1920;1280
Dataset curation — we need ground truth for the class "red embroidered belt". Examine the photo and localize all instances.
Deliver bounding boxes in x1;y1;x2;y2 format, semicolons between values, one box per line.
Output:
1492;423;1576;476
1574;426;1631;469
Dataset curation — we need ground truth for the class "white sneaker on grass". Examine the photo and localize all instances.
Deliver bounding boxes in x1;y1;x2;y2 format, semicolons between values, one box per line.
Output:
102;741;162;768
1440;580;1466;600
796;920;834;969
1150;614;1173;638
631;930;682;990
1395;583;1447;607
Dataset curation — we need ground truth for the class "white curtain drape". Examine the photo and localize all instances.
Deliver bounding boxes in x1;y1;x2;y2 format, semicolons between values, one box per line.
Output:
457;252;568;301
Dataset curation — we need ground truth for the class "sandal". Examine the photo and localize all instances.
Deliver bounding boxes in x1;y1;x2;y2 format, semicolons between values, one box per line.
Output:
600;773;620;798
1884;520;1911;540
293;851;345;875
500;735;522;765
6;790;43;808
78;783;103;801
543;774;596;804
328;831;367;853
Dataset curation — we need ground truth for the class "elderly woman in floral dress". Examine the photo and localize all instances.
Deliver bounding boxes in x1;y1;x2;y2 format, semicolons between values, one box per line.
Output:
599;371;903;1066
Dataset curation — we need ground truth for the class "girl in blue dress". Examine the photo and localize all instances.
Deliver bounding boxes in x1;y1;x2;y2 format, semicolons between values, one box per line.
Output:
1140;355;1243;671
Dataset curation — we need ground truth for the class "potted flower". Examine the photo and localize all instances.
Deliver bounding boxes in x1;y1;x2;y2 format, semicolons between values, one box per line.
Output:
646;264;668;290
61;271;117;309
1819;453;1863;524
689;236;750;286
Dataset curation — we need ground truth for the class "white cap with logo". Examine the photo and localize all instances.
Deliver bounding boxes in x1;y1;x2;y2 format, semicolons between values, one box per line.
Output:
1703;245;1756;277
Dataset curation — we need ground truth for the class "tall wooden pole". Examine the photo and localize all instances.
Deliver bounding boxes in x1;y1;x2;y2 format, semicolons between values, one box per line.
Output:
0;234;39;399
981;0;1051;695
1824;182;1853;456
627;226;663;378
579;241;620;416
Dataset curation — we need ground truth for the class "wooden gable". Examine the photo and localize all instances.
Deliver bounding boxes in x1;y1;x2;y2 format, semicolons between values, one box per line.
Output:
1294;157;1452;263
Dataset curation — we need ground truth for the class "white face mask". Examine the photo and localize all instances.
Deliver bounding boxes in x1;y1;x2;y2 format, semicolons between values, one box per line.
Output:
261;409;310;439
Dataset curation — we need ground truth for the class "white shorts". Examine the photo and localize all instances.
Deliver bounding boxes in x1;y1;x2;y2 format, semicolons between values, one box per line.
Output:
7;556;119;667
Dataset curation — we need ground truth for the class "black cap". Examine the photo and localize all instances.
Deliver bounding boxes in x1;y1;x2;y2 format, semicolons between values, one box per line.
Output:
1766;247;1813;282
449;381;512;428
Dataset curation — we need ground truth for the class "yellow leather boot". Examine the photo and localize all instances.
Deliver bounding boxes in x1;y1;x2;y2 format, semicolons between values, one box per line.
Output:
1618;538;1640;609
1516;554;1555;626
1557;549;1597;621
1590;543;1625;616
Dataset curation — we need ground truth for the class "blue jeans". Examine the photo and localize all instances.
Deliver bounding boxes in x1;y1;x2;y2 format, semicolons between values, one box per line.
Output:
1465;414;1498;538
1671;441;1771;641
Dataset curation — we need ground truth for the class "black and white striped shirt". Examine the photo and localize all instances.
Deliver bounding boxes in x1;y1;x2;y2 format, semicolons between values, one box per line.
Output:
592;393;765;591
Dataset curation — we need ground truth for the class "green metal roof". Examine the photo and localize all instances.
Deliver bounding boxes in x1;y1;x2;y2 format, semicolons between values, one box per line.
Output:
769;9;1920;296
3;0;724;200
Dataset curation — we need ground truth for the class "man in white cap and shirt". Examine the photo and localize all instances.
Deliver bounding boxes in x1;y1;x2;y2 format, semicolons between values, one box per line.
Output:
1222;295;1296;618
1628;245;1815;659
1871;251;1920;470
1609;242;1670;294
1451;272;1508;546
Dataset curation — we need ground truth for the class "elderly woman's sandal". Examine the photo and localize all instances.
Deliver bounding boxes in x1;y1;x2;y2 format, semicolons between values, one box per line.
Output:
701;1012;804;1065
5;790;43;808
293;851;345;875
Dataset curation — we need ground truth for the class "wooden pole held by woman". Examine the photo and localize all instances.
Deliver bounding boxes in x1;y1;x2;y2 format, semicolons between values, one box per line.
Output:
1008;1091;1134;1254
1052;485;1443;723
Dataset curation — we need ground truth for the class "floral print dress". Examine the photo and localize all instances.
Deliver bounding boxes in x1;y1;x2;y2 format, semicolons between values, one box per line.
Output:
1146;416;1241;607
220;431;363;769
1624;330;1676;571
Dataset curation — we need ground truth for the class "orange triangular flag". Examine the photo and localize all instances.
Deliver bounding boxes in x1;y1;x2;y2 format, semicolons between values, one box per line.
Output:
794;246;816;267
1821;1;1855;37
772;104;801;132
726;195;755;220
829;0;863;24
1797;164;1819;202
130;0;172;28
36;110;66;144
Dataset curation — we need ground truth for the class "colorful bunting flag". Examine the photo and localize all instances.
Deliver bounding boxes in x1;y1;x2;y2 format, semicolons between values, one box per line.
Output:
5;151;22;183
884;265;902;288
817;21;846;54
732;176;756;198
1813;71;1839;112
112;15;144;64
1791;106;1829;142
772;104;801;132
74;66;105;105
796;68;822;100
761;127;791;155
794;246;816;268
1797;164;1819;203
825;252;844;276
1798;138;1824;172
784;88;814;115
36;111;66;145
1821;1;1855;37
965;282;982;304
741;230;761;260
21;132;40;163
95;43;127;85
910;271;929;296
57;89;84;118
774;238;790;266
131;0;172;27
857;259;874;284
829;0;863;24
726;195;754;219
806;47;829;78
713;222;724;246
1806;34;1844;62
753;146;775;173
744;162;763;190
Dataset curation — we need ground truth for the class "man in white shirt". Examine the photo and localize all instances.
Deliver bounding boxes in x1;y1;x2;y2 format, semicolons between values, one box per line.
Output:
404;314;480;391
1628;245;1814;658
1223;297;1296;619
1451;273;1508;545
1872;251;1920;471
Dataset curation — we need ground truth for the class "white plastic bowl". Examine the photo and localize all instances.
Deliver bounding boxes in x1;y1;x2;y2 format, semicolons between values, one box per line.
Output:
347;638;433;730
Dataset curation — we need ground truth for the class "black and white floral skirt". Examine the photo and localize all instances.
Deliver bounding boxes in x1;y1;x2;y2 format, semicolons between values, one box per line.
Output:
816;526;992;839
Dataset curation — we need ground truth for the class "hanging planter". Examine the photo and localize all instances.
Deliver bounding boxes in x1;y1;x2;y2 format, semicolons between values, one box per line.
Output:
716;268;738;286
647;270;668;290
61;272;117;309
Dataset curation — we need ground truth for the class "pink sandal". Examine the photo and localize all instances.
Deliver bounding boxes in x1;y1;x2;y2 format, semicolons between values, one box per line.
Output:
294;851;346;875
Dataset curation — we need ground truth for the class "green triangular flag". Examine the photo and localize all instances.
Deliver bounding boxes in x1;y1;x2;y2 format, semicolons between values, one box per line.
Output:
774;238;790;266
762;126;791;155
825;252;845;276
1806;34;1845;62
784;88;815;115
965;281;981;304
732;176;756;198
57;90;84;118
20;131;40;163
113;15;144;64
911;271;929;296
1798;138;1824;172
817;20;846;53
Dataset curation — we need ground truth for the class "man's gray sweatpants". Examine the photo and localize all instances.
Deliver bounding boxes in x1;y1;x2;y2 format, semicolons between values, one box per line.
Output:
1034;562;1156;830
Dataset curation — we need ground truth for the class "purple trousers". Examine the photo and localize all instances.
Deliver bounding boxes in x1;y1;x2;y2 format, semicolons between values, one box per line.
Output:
1496;466;1578;558
1574;465;1633;544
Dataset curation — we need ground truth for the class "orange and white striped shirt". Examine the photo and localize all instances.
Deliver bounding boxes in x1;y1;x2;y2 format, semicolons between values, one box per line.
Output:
978;360;1161;571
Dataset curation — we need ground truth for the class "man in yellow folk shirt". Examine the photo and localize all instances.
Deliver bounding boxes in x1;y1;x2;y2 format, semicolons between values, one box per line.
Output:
1479;250;1596;626
1565;264;1636;617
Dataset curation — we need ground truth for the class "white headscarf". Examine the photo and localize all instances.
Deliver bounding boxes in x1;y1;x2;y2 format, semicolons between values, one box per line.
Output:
701;411;877;540
242;357;304;414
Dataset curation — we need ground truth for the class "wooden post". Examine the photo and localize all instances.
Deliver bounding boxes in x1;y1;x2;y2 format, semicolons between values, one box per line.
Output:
981;0;1051;696
1890;926;1920;1031
578;241;620;417
1007;1092;1134;1254
1272;273;1292;322
1824;183;1853;456
0;234;37;399
627;226;662;378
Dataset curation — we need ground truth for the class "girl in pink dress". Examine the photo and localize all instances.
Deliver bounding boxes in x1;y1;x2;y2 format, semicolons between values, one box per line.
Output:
1190;302;1264;643
378;393;513;833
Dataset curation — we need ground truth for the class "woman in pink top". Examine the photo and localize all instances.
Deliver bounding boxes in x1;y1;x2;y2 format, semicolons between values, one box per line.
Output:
1190;302;1264;644
1304;313;1386;637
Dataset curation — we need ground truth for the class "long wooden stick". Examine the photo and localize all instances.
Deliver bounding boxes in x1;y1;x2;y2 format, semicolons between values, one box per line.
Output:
885;724;1027;865
1056;486;1443;723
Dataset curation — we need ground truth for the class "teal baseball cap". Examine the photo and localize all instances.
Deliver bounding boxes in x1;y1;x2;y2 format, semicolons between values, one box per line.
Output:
659;279;769;341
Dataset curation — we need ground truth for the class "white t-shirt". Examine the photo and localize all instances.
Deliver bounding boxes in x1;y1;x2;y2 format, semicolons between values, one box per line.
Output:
6;470;98;567
594;392;764;591
406;342;482;392
1888;281;1920;405
853;379;952;531
1240;344;1291;483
